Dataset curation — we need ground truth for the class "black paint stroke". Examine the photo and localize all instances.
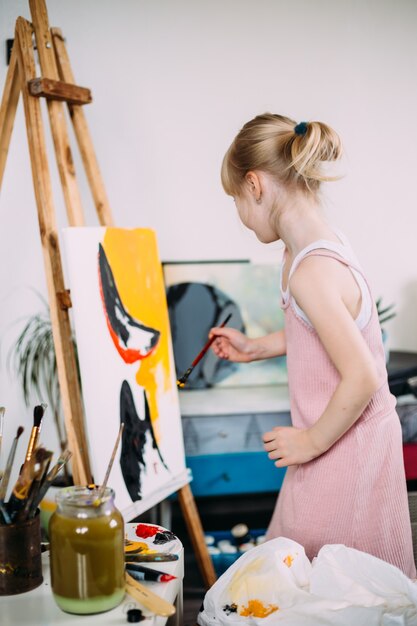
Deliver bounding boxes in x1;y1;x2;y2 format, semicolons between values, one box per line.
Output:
98;243;160;354
119;380;169;502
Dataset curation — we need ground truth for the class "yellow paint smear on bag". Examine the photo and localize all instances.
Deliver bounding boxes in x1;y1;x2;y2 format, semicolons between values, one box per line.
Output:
239;600;279;617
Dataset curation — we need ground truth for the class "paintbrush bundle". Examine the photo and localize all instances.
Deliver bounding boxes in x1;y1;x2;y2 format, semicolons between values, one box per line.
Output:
0;404;72;525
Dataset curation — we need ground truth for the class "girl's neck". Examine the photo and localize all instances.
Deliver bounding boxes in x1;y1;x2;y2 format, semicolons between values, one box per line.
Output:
273;191;339;258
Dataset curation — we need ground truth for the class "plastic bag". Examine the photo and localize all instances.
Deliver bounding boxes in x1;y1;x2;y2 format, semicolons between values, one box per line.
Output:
197;537;417;626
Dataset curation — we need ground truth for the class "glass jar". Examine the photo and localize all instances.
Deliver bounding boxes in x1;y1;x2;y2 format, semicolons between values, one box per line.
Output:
49;486;125;614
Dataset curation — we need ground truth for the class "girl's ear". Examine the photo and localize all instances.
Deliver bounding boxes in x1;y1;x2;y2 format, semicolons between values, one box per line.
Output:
244;171;262;203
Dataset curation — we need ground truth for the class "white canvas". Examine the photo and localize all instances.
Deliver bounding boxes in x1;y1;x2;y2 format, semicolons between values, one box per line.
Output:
62;227;188;519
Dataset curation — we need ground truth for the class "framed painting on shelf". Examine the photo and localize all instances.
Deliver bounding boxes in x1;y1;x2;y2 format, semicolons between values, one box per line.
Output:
163;259;287;389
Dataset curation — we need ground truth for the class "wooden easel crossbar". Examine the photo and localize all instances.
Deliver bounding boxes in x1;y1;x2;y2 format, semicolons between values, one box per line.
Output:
0;0;216;587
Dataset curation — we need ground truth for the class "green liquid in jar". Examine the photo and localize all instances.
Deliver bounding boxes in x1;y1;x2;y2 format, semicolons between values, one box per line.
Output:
49;494;125;615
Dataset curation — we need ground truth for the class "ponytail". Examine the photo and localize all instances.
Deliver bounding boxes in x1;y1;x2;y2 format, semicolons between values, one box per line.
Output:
290;120;342;185
221;113;342;197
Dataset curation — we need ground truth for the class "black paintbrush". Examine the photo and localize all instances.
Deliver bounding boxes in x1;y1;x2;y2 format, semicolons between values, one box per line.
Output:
28;449;72;517
24;404;47;464
0;426;24;502
8;446;47;520
176;313;232;388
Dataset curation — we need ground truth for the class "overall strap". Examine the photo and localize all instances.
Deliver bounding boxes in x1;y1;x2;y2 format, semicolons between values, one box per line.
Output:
288;242;369;287
288;242;371;292
286;244;374;329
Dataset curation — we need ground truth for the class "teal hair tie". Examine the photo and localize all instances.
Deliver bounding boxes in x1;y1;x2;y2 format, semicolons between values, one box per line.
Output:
294;121;308;136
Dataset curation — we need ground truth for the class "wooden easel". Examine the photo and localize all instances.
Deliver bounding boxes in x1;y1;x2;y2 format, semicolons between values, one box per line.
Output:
0;0;216;587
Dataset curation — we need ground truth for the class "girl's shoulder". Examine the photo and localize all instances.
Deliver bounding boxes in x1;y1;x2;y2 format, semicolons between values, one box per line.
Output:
288;236;359;280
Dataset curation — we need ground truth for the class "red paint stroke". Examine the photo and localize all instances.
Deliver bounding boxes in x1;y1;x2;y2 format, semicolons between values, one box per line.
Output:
107;320;151;364
161;574;177;582
97;254;157;364
135;523;160;539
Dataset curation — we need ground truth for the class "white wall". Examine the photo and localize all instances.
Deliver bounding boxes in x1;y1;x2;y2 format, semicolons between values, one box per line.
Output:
1;0;416;457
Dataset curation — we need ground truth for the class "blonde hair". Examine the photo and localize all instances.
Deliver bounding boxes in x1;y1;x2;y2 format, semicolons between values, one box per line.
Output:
221;113;342;197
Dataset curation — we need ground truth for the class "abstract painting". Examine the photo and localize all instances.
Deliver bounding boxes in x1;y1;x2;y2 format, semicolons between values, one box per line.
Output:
163;260;287;389
63;228;187;517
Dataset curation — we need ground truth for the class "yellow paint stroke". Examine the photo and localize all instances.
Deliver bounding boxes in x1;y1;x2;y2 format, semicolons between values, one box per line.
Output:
283;554;294;567
239;600;279;618
228;556;266;600
103;229;172;442
124;540;149;553
228;556;280;617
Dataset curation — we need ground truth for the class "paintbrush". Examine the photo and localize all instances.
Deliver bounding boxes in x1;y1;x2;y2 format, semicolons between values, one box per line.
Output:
28;449;72;517
126;563;176;582
10;448;40;502
0;407;5;468
95;423;124;504
125;572;176;617
0;426;24;502
176;313;233;388
24;404;47;464
16;449;52;522
125;553;179;563
7;447;49;520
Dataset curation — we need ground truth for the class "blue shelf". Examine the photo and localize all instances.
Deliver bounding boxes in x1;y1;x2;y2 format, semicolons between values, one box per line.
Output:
186;451;286;497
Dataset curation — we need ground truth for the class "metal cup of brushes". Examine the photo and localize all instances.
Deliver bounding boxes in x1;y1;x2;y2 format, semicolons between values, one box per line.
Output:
49;485;125;614
0;509;43;595
0;404;72;595
0;406;46;595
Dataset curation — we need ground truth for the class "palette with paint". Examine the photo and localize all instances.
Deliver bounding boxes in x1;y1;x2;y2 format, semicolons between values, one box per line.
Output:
125;522;182;560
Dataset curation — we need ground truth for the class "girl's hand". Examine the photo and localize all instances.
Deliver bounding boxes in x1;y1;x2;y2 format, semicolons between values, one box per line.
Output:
208;327;256;363
262;426;320;467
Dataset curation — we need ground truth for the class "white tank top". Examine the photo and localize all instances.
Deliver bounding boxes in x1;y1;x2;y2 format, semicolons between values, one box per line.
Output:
280;230;372;330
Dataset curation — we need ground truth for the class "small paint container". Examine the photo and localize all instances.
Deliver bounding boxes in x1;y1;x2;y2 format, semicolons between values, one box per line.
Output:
204;534;216;546
49;486;125;614
231;523;251;546
207;546;221;555
218;543;237;554
0;510;43;595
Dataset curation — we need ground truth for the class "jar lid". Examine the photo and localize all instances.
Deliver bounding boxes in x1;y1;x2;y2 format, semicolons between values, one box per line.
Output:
127;608;143;623
55;485;115;507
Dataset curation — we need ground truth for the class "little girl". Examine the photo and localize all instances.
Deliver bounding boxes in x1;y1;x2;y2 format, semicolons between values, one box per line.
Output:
209;113;416;578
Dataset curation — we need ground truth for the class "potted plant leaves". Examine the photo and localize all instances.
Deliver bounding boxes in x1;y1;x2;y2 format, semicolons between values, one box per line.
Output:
7;293;78;486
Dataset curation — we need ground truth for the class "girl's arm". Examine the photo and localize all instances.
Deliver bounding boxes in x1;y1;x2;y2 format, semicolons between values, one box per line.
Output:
263;255;380;467
209;327;286;362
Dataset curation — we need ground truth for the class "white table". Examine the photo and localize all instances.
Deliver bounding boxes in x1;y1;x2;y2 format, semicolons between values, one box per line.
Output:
1;547;184;626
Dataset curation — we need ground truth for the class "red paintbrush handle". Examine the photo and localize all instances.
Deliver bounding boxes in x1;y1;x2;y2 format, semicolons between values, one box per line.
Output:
191;313;232;367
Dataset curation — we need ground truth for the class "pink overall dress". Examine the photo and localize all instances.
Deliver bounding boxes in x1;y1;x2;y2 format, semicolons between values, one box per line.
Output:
266;242;416;579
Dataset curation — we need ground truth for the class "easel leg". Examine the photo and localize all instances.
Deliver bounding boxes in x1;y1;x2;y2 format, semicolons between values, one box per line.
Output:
14;16;92;485
178;483;217;588
0;43;20;189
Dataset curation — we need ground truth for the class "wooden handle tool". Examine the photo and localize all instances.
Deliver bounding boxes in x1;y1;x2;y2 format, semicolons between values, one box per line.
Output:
125;572;176;617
